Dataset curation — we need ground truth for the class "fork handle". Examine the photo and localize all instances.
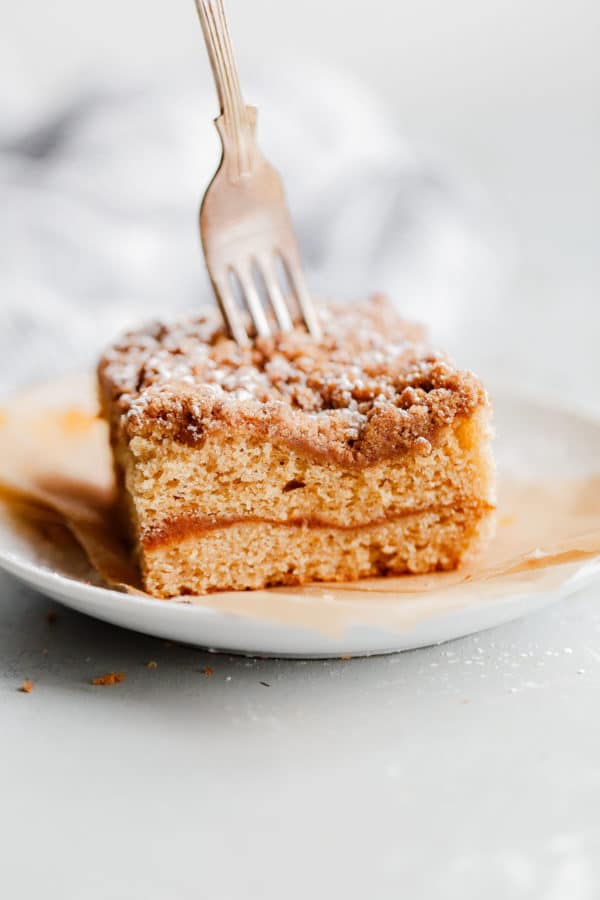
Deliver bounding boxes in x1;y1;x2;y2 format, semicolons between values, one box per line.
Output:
194;0;257;180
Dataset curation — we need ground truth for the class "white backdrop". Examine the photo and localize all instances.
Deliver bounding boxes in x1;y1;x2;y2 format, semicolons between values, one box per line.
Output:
2;0;599;403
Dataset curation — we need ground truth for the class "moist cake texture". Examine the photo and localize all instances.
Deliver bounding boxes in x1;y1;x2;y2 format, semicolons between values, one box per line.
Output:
98;296;495;596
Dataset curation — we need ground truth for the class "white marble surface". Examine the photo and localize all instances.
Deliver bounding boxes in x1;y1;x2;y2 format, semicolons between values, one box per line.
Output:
1;1;600;897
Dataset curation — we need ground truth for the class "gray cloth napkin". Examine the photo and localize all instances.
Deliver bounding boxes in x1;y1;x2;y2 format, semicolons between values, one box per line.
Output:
0;61;502;392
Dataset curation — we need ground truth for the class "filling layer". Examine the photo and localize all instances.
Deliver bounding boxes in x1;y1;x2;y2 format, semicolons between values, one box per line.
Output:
141;502;494;550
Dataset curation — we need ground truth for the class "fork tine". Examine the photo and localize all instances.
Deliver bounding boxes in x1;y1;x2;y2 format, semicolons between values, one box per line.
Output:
237;268;272;339
282;254;322;340
258;257;293;332
213;273;249;345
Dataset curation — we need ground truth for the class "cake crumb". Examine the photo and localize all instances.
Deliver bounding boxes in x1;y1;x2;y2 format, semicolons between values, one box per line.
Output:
146;660;158;669
202;666;215;677
19;680;34;693
340;655;352;660
91;672;125;686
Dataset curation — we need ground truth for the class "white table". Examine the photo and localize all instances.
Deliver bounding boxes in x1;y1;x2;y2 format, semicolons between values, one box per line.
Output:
2;575;600;897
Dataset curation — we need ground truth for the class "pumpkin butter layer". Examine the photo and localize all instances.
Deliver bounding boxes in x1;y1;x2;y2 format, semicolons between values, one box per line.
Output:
98;296;489;469
141;502;496;551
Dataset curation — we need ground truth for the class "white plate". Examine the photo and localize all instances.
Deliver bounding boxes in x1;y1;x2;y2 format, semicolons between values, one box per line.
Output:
1;382;599;658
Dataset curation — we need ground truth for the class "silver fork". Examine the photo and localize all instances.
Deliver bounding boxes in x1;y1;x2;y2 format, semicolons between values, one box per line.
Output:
194;0;321;344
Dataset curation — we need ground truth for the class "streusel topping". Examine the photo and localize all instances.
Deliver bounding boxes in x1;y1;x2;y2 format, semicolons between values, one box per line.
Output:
99;296;488;466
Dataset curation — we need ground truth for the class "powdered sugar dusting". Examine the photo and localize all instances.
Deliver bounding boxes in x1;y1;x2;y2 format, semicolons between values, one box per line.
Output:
98;296;488;466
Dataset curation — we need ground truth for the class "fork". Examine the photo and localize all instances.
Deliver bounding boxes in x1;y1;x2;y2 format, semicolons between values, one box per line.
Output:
194;0;321;344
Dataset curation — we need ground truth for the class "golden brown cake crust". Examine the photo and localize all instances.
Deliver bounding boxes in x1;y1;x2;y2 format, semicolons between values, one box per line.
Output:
98;295;488;468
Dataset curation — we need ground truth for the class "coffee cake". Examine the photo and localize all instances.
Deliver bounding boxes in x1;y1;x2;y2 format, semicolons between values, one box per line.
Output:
98;296;495;596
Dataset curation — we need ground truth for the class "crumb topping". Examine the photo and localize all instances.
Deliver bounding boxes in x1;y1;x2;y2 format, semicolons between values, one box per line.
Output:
98;296;488;467
91;672;126;686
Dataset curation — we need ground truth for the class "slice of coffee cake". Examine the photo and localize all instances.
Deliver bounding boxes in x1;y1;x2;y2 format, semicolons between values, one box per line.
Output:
98;296;495;597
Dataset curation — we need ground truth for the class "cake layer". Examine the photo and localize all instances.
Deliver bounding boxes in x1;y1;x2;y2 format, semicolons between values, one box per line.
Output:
118;410;494;540
141;506;493;597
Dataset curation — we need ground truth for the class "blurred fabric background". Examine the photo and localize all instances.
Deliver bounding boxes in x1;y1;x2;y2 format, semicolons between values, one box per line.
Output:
1;0;599;405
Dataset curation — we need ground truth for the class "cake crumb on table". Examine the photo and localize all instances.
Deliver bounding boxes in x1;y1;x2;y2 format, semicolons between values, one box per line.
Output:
201;666;215;677
146;660;158;669
91;672;126;686
19;680;34;693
